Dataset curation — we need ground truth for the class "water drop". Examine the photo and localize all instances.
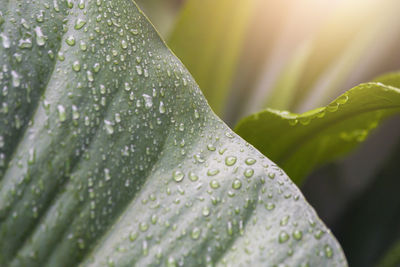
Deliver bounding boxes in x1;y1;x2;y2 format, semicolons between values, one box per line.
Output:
129;232;138;242
121;40;128;49
34;26;46;46
72;61;81;72
136;65;143;75
188;171;198;182
36;10;44;23
278;231;289;243
72;105;80;120
104;120;114;135
173;170;184;182
194;109;200;119
58;51;65;61
104;168;111;181
280;215;289;226
227;221;233;235
139;222;149;232
244;168;254;178
87;71;94;82
28;148;36;165
327;103;339;112
11;71;21;87
265;203;275;210
142;94;153;109
74;18;86;30
202;207;210;217
194;154;205;163
299;117;311;125
18;38;33;49
225;156;237;166
93;63;101;72
65;35;76;46
245;158;256;165
232;179;242;190
78;0;85;9
336;94;348;105
159;101;166;114
324;245;333;258
167;257;176;267
191;227;201;240
293;230;303;241
57;105;66;122
207;169;219;176
210;180;220;189
288;119;298;126
0;33;10;48
207;144;216;151
14;53;22;63
314;229;324;240
79;40;87;51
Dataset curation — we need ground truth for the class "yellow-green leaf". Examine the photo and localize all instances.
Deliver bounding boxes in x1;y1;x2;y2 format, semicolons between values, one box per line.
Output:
235;74;400;184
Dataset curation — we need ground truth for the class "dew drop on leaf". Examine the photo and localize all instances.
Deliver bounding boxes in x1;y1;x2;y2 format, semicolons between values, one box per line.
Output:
74;18;86;30
173;170;184;182
188;171;198;182
293;230;303;241
57;105;66;122
232;179;242;190
225;156;237;166
191;227;201;240
244;168;254;178
278;231;290;243
245;158;256;165
65;35;76;46
210;180;220;189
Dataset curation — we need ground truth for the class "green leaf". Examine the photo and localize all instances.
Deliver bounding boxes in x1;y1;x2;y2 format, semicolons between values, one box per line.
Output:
168;0;256;116
0;1;346;266
235;75;400;184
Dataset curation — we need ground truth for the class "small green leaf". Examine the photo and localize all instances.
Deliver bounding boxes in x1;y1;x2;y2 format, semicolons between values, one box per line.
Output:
235;75;400;184
168;0;256;115
0;0;345;266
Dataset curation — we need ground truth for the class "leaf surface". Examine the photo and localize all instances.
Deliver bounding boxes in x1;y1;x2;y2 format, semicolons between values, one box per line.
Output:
235;75;400;183
0;1;345;266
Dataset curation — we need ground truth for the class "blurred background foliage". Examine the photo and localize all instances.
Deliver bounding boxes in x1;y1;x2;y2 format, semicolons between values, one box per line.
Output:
136;0;400;266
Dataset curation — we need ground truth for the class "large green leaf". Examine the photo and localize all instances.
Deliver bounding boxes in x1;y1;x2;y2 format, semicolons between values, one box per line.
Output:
0;0;345;266
235;75;400;184
168;0;256;116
